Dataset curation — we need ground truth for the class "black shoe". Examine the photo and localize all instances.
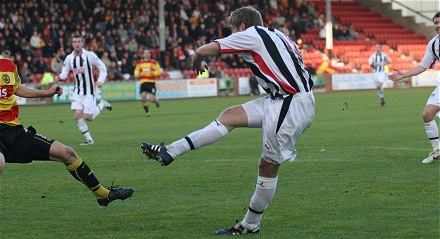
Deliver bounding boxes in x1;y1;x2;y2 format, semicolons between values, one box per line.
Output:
380;98;385;107
140;142;175;166
156;101;160;108
97;186;134;207
215;222;260;235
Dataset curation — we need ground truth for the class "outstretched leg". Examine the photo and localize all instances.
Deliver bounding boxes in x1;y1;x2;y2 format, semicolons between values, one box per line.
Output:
50;141;134;206
141;104;251;166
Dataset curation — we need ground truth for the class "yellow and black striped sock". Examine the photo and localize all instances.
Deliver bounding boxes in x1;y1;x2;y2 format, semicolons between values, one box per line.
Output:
66;158;110;199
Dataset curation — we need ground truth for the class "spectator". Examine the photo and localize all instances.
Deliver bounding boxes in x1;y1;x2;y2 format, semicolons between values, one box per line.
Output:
43;40;58;57
19;62;33;84
184;43;195;69
50;52;63;74
120;57;134;80
34;56;48;74
101;51;112;71
117;23;128;40
127;38;139;54
319;26;326;40
145;29;159;48
30;31;42;50
114;61;125;81
339;25;356;40
107;61;118;80
298;12;309;34
249;75;260;96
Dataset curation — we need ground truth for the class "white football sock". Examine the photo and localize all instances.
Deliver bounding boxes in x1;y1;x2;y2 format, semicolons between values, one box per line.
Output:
167;120;229;156
242;176;278;230
377;88;384;98
92;104;103;120
424;120;439;150
77;118;93;141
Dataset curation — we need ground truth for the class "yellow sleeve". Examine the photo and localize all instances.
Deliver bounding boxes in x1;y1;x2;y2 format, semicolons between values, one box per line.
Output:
153;62;162;77
134;64;140;78
14;64;21;91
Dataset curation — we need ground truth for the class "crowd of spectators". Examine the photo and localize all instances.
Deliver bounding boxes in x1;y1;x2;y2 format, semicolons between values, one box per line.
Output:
0;0;324;82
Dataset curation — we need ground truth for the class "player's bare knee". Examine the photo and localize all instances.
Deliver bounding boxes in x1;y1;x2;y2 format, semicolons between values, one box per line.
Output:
62;146;78;164
51;143;78;164
83;115;93;121
422;111;434;122
0;155;5;174
219;107;234;118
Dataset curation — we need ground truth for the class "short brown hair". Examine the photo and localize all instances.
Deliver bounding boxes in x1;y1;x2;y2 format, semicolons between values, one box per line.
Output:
72;34;84;41
227;6;263;30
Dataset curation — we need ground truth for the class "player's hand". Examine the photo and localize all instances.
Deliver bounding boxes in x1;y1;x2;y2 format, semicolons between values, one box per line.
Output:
192;61;208;75
388;69;404;81
96;82;103;88
48;84;63;96
55;85;63;96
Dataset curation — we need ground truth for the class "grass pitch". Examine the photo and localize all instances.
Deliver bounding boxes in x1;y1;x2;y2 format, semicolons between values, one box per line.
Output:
0;88;438;239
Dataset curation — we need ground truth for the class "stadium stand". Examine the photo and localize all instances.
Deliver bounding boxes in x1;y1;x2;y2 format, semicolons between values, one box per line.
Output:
0;0;436;85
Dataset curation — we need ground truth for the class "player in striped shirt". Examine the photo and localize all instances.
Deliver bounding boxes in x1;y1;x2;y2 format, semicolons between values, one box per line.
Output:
0;58;133;206
368;44;390;107
389;11;440;164
141;6;315;235
59;34;112;145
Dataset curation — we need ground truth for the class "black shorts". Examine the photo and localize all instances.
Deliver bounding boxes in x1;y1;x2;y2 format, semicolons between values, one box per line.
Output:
0;124;55;163
140;82;157;95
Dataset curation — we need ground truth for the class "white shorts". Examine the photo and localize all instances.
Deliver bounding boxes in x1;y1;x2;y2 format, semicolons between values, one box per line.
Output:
374;72;387;84
71;93;97;114
426;83;440;117
242;93;315;164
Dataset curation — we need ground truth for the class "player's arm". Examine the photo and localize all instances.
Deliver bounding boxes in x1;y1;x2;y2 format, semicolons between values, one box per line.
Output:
192;42;220;74
388;65;427;81
134;63;140;80
58;56;71;83
15;84;63;98
153;62;162;77
93;54;108;87
368;55;374;68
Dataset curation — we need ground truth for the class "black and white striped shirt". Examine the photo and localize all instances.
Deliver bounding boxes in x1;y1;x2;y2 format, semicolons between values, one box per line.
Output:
368;52;390;73
59;48;107;95
216;26;313;97
422;35;440;69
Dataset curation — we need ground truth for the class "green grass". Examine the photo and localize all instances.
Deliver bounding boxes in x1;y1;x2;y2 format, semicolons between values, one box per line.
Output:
0;88;439;239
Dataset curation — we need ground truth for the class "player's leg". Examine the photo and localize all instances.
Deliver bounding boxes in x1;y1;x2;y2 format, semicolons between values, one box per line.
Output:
421;84;440;163
422;104;440;163
140;97;264;166
151;83;160;107
8;126;133;206
0;138;6;174
71;94;93;145
217;93;315;235
88;99;112;120
49;141;110;198
170;96;264;154
75;109;94;145
140;83;150;116
49;140;134;206
376;82;385;106
83;95;109;121
0;152;5;174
